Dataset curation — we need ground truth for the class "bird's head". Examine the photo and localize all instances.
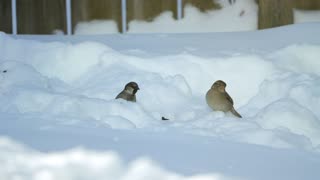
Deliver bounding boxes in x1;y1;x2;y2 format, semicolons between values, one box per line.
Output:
124;81;140;95
212;80;226;92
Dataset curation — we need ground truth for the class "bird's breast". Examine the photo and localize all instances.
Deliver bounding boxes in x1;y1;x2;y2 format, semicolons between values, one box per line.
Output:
206;90;231;112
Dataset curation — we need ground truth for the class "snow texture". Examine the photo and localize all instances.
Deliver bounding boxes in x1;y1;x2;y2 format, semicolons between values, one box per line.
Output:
1;3;320;179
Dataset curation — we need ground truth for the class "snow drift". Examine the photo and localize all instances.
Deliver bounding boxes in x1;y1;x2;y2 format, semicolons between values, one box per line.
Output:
1;25;320;152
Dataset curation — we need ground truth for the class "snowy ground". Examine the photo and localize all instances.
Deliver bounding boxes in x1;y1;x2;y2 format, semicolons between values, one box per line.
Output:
1;23;320;179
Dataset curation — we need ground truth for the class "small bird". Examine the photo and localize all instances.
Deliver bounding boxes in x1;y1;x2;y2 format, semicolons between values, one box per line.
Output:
206;80;242;118
115;82;140;102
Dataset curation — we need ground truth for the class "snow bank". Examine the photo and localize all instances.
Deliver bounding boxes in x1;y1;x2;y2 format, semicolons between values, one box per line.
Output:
272;44;320;75
0;137;235;180
255;99;320;146
1;28;320;152
294;9;320;24
75;20;119;34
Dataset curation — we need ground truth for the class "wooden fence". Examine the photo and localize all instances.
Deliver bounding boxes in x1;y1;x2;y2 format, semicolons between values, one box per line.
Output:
0;0;319;34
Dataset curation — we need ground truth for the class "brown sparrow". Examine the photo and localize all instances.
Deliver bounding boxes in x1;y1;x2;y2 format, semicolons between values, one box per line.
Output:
206;80;242;118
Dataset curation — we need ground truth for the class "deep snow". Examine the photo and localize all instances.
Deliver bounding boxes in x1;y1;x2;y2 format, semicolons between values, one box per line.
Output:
1;23;320;180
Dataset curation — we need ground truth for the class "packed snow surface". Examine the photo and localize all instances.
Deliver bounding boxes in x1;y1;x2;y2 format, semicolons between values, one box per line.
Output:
1;23;320;180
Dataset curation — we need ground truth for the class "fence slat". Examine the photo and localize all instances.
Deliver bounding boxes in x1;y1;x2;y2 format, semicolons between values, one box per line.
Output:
121;0;127;33
66;0;72;35
177;0;182;20
11;0;17;34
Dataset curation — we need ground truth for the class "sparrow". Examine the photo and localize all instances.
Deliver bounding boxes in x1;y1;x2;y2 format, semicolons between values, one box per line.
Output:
206;80;242;118
115;82;139;102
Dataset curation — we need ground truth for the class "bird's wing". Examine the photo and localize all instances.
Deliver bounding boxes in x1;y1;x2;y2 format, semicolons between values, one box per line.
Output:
115;91;125;99
225;92;234;105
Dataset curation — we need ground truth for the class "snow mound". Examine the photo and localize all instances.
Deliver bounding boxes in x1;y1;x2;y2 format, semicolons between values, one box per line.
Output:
75;20;119;34
1;31;320;151
0;137;235;180
294;9;320;24
272;44;320;75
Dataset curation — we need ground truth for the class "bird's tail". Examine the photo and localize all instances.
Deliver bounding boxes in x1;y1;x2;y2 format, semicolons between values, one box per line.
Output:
231;107;242;118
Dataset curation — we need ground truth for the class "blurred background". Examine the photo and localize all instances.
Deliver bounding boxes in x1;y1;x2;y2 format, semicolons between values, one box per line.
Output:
0;0;320;34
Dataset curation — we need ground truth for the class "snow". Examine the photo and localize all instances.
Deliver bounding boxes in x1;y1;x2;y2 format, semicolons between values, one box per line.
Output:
2;1;320;177
75;20;119;35
1;23;320;179
0;137;234;180
294;9;320;24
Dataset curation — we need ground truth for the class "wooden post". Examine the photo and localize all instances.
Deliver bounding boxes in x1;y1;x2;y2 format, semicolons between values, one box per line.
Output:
11;0;17;34
177;0;182;20
258;0;294;29
66;0;72;35
121;0;127;33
